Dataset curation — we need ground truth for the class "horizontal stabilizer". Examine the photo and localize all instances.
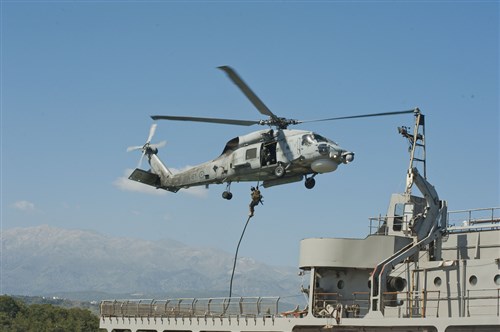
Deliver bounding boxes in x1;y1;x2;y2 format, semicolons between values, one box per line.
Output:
129;168;160;187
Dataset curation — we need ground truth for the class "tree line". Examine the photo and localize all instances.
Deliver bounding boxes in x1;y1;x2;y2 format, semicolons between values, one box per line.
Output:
0;295;103;332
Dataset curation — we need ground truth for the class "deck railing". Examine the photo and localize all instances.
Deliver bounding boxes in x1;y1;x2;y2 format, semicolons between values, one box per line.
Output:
447;207;500;227
382;288;500;318
100;297;281;318
101;288;500;320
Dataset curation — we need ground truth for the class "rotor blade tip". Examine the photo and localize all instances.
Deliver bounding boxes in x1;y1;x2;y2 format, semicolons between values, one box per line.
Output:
218;65;234;74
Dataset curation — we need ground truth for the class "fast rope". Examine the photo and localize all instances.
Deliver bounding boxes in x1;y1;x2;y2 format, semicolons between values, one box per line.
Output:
228;214;252;299
227;152;266;303
228;182;263;301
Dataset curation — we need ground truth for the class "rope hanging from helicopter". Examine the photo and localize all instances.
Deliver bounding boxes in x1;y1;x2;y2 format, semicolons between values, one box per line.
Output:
226;163;265;312
227;214;251;302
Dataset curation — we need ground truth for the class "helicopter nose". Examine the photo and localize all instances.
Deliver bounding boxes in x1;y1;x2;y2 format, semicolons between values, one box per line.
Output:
342;152;355;163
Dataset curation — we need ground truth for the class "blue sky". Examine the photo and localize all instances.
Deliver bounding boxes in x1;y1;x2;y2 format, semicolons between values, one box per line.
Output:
2;0;498;267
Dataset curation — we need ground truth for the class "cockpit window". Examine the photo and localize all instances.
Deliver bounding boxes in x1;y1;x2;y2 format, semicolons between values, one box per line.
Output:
302;133;337;145
313;134;329;143
302;134;315;145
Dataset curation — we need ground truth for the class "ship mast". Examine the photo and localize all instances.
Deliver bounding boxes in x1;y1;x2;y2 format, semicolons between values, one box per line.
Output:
398;108;426;195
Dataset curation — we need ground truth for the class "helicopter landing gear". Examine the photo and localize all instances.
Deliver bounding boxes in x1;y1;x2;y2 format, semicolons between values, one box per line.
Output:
274;163;286;178
305;174;317;189
222;183;233;200
222;191;233;200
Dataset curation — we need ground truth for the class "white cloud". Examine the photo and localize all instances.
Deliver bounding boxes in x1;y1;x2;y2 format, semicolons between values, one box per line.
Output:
113;168;208;198
12;200;35;211
113;169;166;196
182;186;209;198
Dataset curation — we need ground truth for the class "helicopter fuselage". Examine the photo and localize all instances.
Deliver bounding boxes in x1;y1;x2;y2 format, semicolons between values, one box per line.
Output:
130;129;354;194
125;67;423;198
126;66;418;198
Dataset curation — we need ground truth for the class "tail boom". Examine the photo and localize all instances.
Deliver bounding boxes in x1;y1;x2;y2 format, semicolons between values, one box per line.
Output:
128;151;180;193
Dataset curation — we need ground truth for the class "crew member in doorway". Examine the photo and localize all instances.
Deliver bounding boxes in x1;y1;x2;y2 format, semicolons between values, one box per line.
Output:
249;187;263;217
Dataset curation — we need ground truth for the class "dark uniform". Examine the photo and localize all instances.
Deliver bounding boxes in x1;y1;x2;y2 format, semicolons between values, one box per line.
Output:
249;187;263;217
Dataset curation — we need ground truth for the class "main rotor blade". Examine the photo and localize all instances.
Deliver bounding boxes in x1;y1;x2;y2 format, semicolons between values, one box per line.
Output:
151;115;259;126
300;109;417;124
218;66;278;120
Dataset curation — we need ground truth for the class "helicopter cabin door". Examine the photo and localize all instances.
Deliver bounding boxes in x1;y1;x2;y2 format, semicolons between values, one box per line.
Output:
261;141;277;167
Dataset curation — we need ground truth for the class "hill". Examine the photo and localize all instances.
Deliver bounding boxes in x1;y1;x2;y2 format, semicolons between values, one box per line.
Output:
2;225;301;302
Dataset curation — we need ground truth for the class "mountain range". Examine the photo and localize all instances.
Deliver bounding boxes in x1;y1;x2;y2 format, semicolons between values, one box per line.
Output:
2;225;302;302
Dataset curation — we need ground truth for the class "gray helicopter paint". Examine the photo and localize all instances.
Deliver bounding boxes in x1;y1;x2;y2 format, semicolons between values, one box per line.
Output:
129;128;352;192
128;67;415;195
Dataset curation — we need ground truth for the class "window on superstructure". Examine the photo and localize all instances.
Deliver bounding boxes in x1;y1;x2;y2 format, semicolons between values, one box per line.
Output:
393;203;405;231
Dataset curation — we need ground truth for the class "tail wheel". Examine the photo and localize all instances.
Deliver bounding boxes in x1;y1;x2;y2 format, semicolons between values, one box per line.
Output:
274;163;286;178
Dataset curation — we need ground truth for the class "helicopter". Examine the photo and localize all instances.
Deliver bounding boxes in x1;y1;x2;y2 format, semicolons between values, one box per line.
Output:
127;66;416;199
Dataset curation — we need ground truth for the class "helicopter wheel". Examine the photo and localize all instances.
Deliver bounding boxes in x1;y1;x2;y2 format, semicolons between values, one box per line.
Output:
274;163;286;178
305;177;316;189
222;191;233;200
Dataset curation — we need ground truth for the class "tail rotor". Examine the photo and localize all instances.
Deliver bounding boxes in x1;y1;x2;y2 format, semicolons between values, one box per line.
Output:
127;123;166;169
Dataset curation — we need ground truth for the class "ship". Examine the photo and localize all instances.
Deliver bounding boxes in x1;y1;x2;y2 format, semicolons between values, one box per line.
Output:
99;111;500;332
